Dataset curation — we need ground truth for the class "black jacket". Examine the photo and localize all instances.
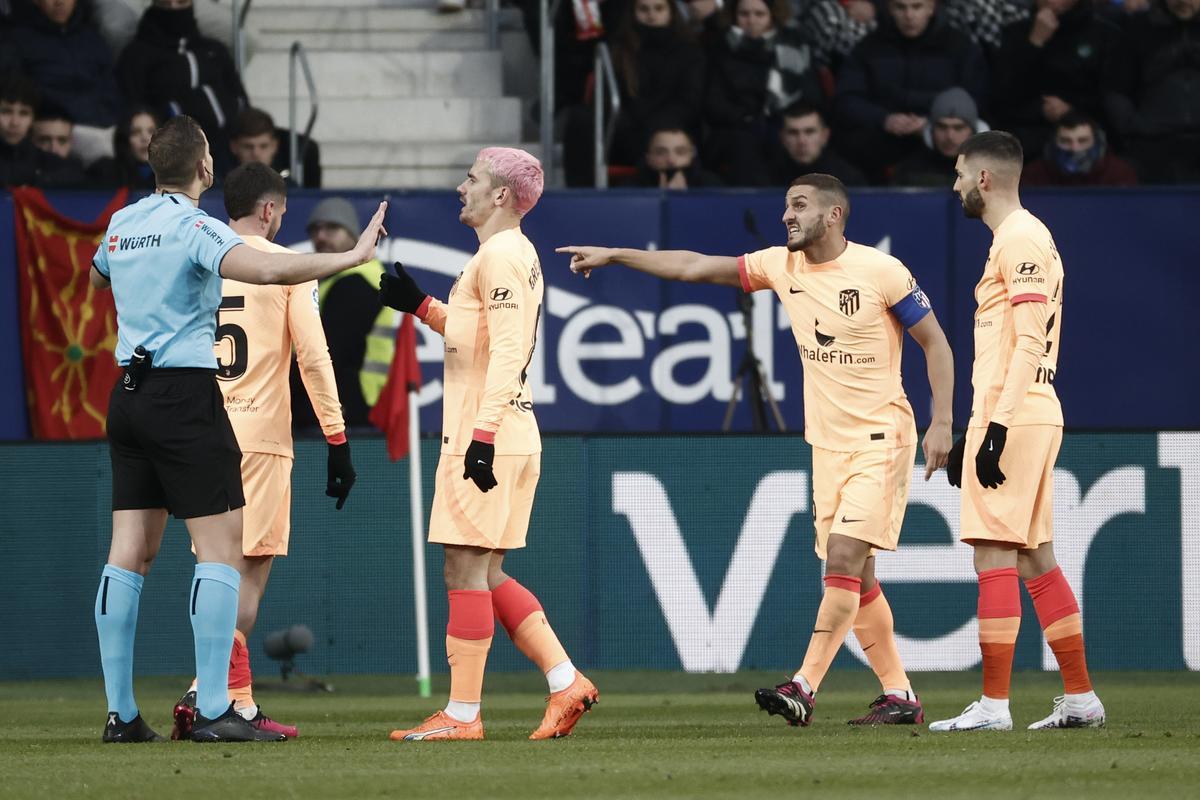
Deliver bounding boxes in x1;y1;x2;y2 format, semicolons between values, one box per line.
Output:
10;0;121;128
705;25;825;129
890;145;957;188
0;137;88;189
836;11;988;130
1104;2;1200;138
992;2;1122;153
766;147;867;187
614;25;706;136
116;6;247;159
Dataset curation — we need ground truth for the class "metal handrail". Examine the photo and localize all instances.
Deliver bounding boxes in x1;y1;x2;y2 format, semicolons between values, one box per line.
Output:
486;0;500;50
539;0;558;186
289;41;318;187
231;0;254;74
592;42;620;188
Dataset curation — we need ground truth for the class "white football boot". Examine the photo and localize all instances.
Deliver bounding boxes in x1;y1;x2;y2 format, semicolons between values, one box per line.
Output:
1027;694;1106;729
928;699;1013;732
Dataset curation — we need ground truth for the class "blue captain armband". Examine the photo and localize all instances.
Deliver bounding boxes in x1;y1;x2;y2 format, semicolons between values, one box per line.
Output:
890;286;932;328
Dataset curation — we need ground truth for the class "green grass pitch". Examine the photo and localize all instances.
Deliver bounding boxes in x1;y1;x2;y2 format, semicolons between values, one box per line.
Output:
2;671;1198;799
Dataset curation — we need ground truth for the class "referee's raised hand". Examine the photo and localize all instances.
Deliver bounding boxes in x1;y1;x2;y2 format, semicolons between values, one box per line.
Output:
350;201;389;264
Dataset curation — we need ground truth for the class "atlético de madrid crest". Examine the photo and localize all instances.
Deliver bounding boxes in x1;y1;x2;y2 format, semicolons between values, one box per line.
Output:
839;289;860;316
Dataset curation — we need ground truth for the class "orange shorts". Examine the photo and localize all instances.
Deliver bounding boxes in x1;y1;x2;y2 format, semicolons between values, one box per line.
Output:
240;451;293;557
811;444;915;560
428;452;540;550
960;424;1061;549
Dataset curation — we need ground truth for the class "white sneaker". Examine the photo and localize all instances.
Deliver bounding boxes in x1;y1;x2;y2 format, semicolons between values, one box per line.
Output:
1027;695;1106;729
928;700;1013;732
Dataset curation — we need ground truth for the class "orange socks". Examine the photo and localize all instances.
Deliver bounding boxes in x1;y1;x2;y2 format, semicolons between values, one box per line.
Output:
228;629;254;708
1025;567;1092;694
978;567;1021;700
796;575;861;692
492;579;569;674
852;583;911;693
446;590;493;704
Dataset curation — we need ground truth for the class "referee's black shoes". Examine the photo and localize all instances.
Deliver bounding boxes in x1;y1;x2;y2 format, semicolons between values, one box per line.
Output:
191;702;287;742
102;712;165;743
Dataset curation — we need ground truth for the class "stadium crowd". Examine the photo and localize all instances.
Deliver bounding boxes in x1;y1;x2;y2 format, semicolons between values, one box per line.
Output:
1;0;1197;190
0;0;319;190
556;0;1200;187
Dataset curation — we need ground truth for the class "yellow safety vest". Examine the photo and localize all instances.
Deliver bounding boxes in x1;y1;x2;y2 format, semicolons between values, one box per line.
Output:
318;259;397;407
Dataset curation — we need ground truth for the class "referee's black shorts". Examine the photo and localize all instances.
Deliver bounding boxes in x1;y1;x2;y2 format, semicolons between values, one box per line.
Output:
107;368;245;519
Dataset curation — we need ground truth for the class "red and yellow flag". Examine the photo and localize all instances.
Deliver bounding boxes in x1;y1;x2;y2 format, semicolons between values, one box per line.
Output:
12;187;129;439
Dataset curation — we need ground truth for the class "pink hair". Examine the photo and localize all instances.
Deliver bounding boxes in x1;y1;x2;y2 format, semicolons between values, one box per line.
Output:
478;147;544;216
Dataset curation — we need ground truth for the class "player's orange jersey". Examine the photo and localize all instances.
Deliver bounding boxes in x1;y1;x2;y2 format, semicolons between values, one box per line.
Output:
214;235;345;456
969;209;1064;429
418;227;543;455
740;241;931;452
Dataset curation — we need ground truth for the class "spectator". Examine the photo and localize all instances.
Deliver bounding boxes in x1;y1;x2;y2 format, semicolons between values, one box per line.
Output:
1022;111;1138;185
991;0;1123;160
292;198;395;430
635;124;723;188
1104;0;1200;183
942;0;1030;51
794;0;877;67
563;0;704;185
0;75;87;188
88;105;160;190
227;106;322;188
892;86;982;186
704;0;826;184
10;0;123;165
29;101;87;184
835;0;988;178
766;102;866;185
117;0;247;175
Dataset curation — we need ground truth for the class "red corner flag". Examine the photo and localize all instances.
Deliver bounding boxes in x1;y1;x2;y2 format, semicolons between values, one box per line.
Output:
369;314;422;460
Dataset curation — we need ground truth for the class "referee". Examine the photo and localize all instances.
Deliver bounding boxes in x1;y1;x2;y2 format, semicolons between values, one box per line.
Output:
90;115;386;743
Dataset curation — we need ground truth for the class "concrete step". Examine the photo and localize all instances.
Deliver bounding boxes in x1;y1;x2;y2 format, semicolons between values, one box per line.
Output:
255;96;521;141
252;28;490;50
320;140;543;168
322;165;472;188
246;7;509;31
242;50;503;99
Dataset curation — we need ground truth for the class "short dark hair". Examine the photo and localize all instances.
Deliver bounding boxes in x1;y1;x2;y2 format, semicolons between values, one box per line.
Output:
224;162;287;220
957;130;1023;166
35;102;74;125
1055;110;1099;136
231;107;277;140
789;173;850;221
781;102;827;127
645;123;694;150
148;115;208;186
0;74;39;108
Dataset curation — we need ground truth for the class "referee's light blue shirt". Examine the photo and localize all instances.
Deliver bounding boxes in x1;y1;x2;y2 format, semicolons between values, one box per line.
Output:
92;192;243;368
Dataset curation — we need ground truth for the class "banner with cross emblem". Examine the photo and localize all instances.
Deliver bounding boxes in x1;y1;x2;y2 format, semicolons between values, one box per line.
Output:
12;187;128;439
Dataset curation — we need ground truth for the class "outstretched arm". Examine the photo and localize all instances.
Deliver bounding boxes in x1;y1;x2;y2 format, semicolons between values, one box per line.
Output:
220;202;388;285
907;312;954;480
556;245;740;287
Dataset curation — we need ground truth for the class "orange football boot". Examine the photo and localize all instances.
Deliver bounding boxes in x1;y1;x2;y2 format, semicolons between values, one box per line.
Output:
529;672;599;740
389;710;484;741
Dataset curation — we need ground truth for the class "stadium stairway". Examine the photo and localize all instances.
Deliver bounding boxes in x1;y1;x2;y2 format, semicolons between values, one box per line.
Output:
242;0;544;189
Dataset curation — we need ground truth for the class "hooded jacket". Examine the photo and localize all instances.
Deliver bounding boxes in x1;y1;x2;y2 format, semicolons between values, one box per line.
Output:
992;2;1122;145
116;5;247;148
10;0;121;128
1104;2;1200;138
835;10;988;130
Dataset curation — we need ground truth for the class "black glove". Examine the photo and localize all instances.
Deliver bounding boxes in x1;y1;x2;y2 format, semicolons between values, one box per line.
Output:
326;440;356;510
463;439;498;493
379;262;427;313
947;435;966;488
974;422;1008;489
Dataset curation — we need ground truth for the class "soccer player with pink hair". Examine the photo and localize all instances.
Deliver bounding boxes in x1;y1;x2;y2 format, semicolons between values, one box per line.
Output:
381;148;599;741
